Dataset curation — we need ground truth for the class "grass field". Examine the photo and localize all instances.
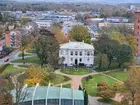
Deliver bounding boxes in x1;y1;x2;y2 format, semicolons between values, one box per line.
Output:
11;57;40;64
106;70;128;81
82;74;118;96
51;74;70;85
61;68;92;75
18;65;30;68
3;64;26;75
62;84;71;88
18;53;32;57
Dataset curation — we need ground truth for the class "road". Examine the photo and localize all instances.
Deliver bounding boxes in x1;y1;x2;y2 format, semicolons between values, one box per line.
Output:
0;49;20;65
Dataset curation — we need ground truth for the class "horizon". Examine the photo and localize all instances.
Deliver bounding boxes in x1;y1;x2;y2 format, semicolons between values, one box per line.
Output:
5;0;140;4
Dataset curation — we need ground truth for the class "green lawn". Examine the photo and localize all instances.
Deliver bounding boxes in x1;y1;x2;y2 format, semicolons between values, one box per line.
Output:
2;64;27;75
106;70;128;81
61;68;92;75
56;84;71;88
11;57;40;64
82;74;118;96
18;65;30;68
63;84;71;88
51;74;70;85
18;53;32;57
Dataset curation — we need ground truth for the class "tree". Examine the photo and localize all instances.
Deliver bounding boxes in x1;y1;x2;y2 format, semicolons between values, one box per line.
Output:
0;26;4;37
14;74;28;105
96;53;108;71
94;35;119;68
121;67;140;105
20;35;32;60
69;25;91;43
75;14;85;23
50;25;71;44
20;16;31;26
33;29;59;67
126;35;136;64
109;31;127;44
97;82;115;101
84;90;88;105
0;12;2;22
79;85;82;90
115;44;133;68
98;88;115;101
0;77;13;105
25;65;52;86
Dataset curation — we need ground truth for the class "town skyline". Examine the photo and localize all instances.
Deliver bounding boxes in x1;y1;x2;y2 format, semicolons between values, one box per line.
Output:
4;0;140;4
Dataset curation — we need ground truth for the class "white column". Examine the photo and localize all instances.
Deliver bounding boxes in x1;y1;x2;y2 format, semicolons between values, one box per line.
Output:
72;89;74;105
59;84;62;105
32;83;39;105
45;83;51;105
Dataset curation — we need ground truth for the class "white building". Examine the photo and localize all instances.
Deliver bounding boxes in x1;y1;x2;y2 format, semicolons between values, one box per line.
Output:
59;41;94;67
35;19;53;28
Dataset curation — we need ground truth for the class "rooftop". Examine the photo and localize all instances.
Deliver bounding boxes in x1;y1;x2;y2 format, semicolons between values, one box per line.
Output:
60;41;94;50
11;84;84;103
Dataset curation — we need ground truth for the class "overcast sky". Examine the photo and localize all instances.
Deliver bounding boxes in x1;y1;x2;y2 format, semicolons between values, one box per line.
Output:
14;0;140;3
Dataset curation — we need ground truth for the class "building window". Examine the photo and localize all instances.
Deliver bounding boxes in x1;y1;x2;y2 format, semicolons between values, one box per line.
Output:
80;52;82;56
71;58;73;61
87;52;90;56
137;44;139;47
71;51;73;55
87;58;90;62
138;26;140;29
137;39;139;41
138;20;140;23
75;51;78;55
80;58;82;62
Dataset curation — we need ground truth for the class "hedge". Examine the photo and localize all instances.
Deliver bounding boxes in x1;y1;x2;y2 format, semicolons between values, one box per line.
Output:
0;64;9;73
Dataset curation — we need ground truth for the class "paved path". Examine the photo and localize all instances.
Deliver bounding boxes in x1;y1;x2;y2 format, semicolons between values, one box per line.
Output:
55;69;123;90
55;69;125;105
55;70;98;89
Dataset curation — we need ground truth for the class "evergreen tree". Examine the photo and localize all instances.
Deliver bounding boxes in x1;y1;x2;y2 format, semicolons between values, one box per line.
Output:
84;90;88;105
0;12;2;22
78;85;82;90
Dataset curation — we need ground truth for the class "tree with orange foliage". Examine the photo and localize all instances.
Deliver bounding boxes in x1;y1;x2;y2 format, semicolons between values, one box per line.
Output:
0;77;13;105
50;25;71;44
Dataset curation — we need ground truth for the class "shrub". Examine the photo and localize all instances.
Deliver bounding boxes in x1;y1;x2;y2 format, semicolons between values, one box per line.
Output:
85;75;92;81
97;82;108;87
113;82;122;91
98;88;116;100
0;64;9;73
98;86;108;91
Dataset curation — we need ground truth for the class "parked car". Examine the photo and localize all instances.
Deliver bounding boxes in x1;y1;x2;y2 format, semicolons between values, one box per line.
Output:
4;58;9;62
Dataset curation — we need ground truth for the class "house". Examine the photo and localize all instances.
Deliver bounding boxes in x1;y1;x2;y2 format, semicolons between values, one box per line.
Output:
59;41;94;67
35;18;54;28
11;83;84;105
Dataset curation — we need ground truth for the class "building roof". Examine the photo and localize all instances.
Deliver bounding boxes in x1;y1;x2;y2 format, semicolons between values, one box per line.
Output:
11;85;84;103
60;41;94;50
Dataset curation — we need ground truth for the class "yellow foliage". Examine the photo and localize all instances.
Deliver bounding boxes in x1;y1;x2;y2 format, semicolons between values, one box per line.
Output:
110;31;127;44
25;65;49;86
